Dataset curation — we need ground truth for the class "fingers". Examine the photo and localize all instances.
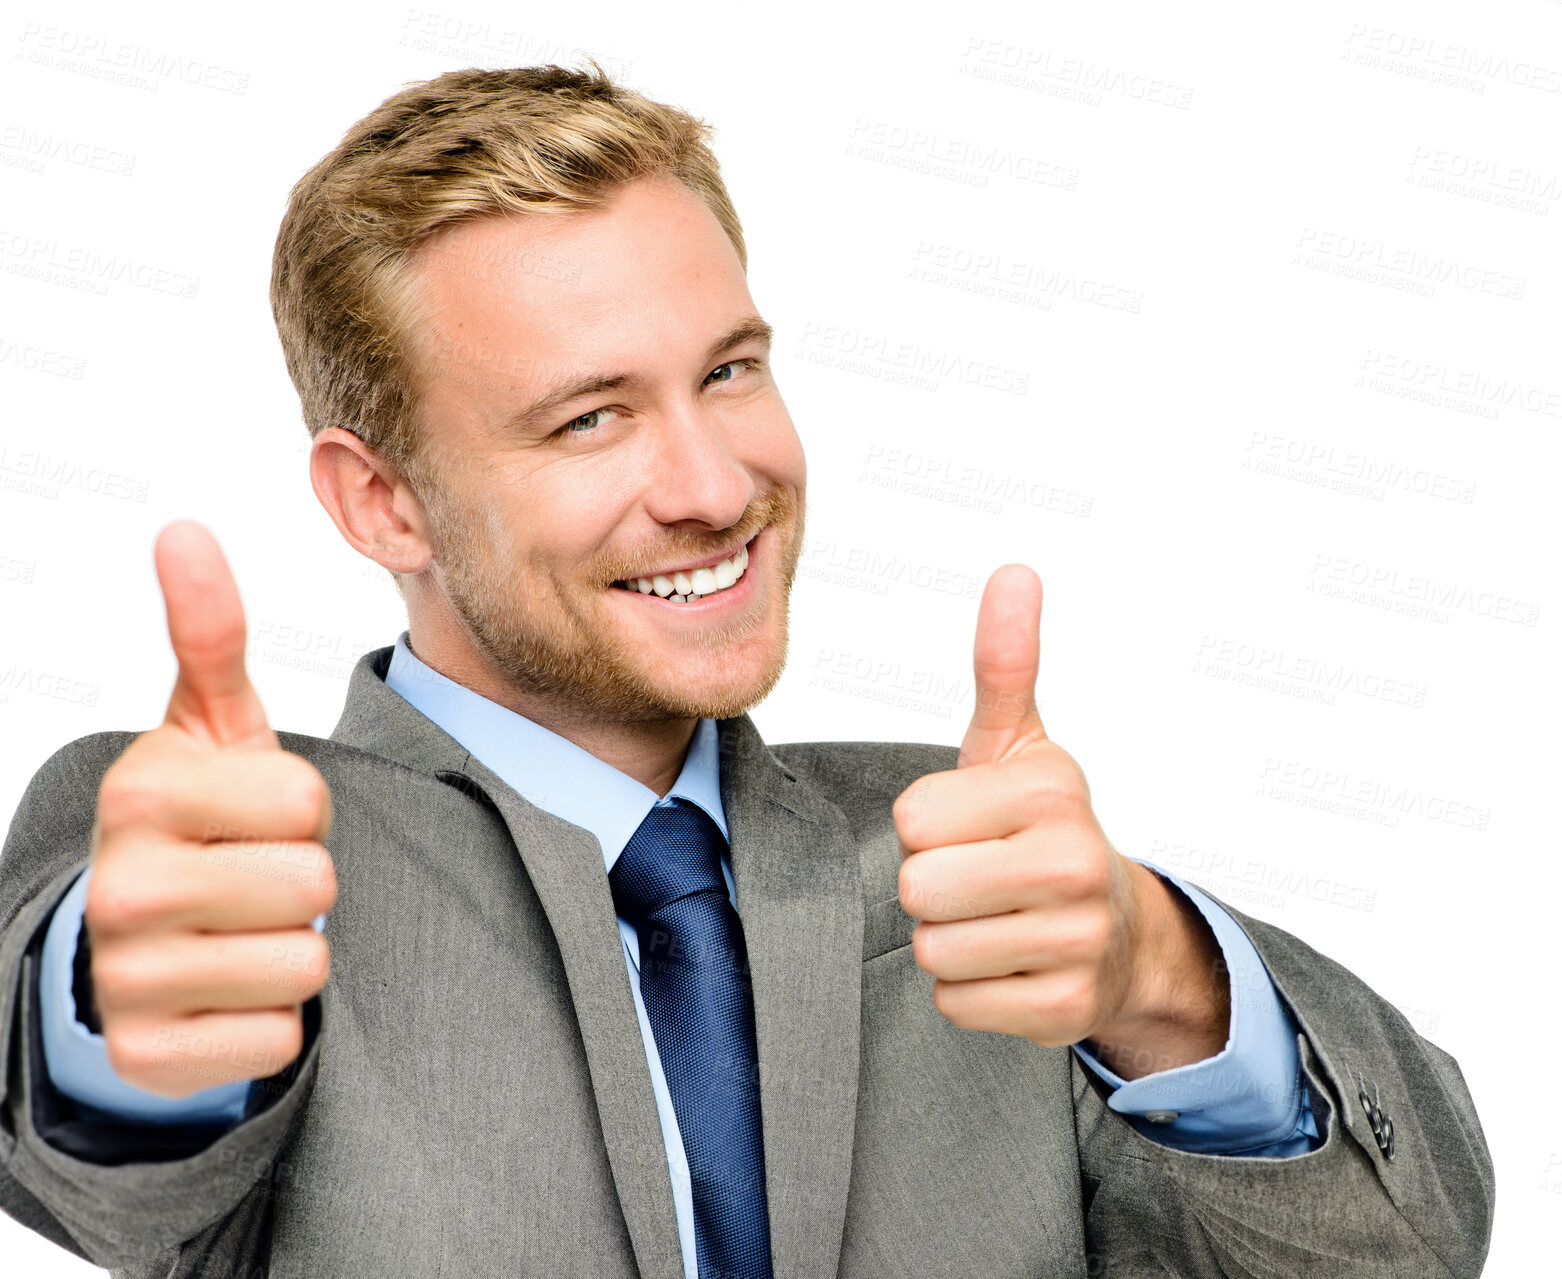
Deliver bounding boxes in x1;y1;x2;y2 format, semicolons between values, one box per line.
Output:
97;743;333;843
87;523;330;1098
928;969;1101;1048
155;521;276;750
101;1007;308;1098
92;733;336;937
959;563;1046;770
899;825;1108;922
92;928;331;1017
910;906;1111;983
893;745;1090;854
87;834;337;936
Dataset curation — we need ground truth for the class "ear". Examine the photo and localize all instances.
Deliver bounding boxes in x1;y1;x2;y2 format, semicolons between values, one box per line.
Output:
309;427;435;575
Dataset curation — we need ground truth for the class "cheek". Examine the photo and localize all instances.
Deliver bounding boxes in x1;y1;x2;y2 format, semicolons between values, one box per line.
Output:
486;469;632;576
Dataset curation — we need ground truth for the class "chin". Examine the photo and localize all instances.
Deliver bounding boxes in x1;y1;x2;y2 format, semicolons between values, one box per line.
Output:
640;647;786;721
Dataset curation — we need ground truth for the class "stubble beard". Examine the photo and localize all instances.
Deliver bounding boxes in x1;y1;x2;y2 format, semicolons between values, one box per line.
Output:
423;482;806;725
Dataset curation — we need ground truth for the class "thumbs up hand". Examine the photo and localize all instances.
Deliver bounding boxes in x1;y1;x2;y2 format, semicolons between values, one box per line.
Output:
84;522;337;1098
893;565;1228;1078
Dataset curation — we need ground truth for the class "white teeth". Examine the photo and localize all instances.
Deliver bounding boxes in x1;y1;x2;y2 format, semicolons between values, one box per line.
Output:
619;542;752;601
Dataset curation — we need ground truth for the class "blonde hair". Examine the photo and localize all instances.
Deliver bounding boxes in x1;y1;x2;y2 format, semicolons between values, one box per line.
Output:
269;60;745;481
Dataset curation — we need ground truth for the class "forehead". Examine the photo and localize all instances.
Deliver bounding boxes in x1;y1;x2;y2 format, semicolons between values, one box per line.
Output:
408;175;750;388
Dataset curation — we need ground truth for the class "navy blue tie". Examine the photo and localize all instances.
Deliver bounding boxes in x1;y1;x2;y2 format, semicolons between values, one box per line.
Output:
609;799;774;1279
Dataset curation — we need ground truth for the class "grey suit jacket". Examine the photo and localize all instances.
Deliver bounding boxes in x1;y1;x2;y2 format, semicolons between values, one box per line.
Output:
0;648;1494;1277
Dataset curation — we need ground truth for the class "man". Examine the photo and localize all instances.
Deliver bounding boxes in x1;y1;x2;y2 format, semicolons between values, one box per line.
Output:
0;62;1492;1278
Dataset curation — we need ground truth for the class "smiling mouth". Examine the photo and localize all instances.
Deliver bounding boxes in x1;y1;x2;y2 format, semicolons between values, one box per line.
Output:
610;538;752;604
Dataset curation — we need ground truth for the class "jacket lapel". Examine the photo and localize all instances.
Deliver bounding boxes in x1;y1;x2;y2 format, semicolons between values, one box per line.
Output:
719;715;864;1279
330;650;684;1279
328;651;866;1279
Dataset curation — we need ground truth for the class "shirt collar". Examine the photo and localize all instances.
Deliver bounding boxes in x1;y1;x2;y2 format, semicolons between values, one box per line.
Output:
384;632;727;875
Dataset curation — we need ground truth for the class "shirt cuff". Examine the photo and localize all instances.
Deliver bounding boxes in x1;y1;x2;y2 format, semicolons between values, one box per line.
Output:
1070;860;1320;1156
38;865;254;1125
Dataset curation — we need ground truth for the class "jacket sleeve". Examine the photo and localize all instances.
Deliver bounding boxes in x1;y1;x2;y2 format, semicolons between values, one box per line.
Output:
0;733;324;1274
1072;896;1494;1278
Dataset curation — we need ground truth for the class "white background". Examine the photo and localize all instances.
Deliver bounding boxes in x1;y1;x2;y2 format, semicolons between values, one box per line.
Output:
2;1;1557;1273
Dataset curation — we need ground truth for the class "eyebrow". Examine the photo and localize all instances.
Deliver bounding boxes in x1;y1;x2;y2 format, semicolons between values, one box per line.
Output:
500;315;775;434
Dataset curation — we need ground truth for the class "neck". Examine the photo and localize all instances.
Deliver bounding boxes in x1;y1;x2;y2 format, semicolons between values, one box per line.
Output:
403;610;698;798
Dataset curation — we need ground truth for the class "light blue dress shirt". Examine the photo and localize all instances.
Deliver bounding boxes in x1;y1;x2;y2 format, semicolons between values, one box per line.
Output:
39;634;1318;1265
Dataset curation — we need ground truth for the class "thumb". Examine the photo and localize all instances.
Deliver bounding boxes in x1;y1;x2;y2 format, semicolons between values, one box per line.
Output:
959;563;1046;768
154;521;277;750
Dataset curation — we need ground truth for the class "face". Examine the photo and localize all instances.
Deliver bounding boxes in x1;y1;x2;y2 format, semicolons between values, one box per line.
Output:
402;174;807;726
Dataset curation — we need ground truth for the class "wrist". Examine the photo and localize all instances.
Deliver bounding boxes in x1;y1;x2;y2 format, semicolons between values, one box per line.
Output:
1086;862;1230;1079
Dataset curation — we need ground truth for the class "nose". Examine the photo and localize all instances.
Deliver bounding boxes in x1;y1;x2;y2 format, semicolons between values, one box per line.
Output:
638;398;755;533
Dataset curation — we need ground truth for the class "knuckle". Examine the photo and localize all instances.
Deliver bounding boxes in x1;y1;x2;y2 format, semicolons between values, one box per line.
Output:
297;933;332;991
83;869;124;933
1013;850;1054;899
1048;974;1099;1034
930;979;962;1025
893;774;944;849
1076;905;1113;959
1047;908;1111;965
86;867;172;936
278;841;337;911
278;763;330;833
897;860;925;917
306;846;339;911
1044;777;1090;820
263;1009;305;1068
1053;850;1110;900
96;764;166;831
259;932;331;998
1019;755;1090;821
91;947;152;1007
102;1025;159;1083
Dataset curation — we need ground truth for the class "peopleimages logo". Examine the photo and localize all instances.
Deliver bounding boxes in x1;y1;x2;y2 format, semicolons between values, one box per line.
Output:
1294;228;1526;301
845;118;1080;191
1243;432;1477;505
0;447;150;502
0;230;199;299
1257;758;1491;831
1357;351;1562;423
1307;553;1540;627
1343;24;1562;94
1193;634;1428;709
15;24;250;94
959;37;1195;109
797;322;1030;396
859;445;1093;519
0;665;100;707
909;241;1143;314
0;126;136;177
1148;840;1378;914
801;538;980;600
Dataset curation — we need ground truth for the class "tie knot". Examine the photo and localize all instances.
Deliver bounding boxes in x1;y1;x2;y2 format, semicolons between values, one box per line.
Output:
608;799;729;926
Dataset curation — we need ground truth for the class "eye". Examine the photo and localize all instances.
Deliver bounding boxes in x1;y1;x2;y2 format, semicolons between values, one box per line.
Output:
704;358;761;387
556;359;764;438
562;406;613;434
